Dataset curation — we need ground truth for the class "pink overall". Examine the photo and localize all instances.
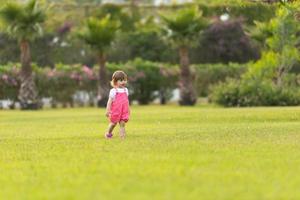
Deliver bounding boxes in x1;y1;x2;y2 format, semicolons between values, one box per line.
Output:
110;89;130;124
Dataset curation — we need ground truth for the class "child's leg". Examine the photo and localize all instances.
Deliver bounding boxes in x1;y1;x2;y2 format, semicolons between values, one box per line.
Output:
119;121;126;138
107;122;117;134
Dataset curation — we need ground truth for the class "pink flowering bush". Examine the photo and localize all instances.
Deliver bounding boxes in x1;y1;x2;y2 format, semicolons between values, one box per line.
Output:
0;64;20;108
1;60;179;108
36;64;97;107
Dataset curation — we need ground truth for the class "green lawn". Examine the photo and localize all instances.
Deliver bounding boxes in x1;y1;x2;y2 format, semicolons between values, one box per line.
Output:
1;105;300;200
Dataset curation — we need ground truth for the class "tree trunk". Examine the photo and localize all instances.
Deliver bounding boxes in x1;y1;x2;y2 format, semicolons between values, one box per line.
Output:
178;46;197;106
51;98;57;108
159;89;166;105
18;40;39;110
97;52;109;107
9;101;16;110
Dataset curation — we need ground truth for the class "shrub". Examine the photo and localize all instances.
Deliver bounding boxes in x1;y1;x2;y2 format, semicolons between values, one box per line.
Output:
0;64;20;108
36;64;98;107
1;60;258;107
191;20;260;64
209;78;240;107
194;63;247;96
210;78;300;107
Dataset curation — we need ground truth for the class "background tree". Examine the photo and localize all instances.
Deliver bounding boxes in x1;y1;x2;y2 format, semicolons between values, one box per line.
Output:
161;6;208;105
250;3;300;86
78;16;119;107
192;19;260;64
0;0;46;110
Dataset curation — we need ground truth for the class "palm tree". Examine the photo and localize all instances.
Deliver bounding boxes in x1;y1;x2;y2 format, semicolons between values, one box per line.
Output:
161;7;208;105
79;16;119;107
0;0;46;110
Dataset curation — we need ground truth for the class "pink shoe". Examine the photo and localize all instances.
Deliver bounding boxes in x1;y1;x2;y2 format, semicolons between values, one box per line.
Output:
105;132;113;139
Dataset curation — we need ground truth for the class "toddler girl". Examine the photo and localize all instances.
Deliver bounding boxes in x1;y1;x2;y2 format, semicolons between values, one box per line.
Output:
105;70;130;139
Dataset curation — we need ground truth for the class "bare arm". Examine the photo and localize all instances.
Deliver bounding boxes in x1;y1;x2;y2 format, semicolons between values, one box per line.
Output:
106;98;113;117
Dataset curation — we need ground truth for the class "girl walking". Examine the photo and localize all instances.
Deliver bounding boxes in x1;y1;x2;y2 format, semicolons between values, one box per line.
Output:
105;71;130;139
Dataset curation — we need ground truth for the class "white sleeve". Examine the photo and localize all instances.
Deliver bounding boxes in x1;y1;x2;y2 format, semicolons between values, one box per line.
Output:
125;88;129;96
109;89;116;99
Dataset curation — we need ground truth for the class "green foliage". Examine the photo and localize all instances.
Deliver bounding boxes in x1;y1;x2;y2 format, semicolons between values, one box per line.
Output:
251;20;274;45
244;52;278;81
107;16;178;63
118;16;176;62
0;33;19;64
0;2;277;65
195;0;248;4
211;4;300;107
251;4;300;51
0;64;20;102
199;2;276;25
134;16;160;33
211;55;300;106
94;3;136;32
244;47;299;81
1;60;254;107
126;31;174;62
249;4;300;84
0;60;179;107
209;78;240;106
0;0;46;41
211;78;300;106
265;5;300;51
36;63;99;107
161;6;208;48
193;63;247;96
78;15;119;53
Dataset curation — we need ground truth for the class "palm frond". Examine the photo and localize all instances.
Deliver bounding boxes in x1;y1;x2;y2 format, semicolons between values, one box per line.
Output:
78;16;119;52
0;0;45;41
0;3;22;24
25;0;37;12
160;6;208;47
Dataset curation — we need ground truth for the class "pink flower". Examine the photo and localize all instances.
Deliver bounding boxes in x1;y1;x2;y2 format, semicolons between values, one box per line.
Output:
2;74;8;81
82;65;96;80
82;65;93;75
70;72;78;79
70;72;83;81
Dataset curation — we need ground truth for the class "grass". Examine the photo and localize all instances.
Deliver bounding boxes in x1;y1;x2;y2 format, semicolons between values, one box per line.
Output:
1;105;300;200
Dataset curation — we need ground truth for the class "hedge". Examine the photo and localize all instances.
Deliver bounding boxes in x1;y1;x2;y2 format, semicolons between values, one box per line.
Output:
1;60;248;107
